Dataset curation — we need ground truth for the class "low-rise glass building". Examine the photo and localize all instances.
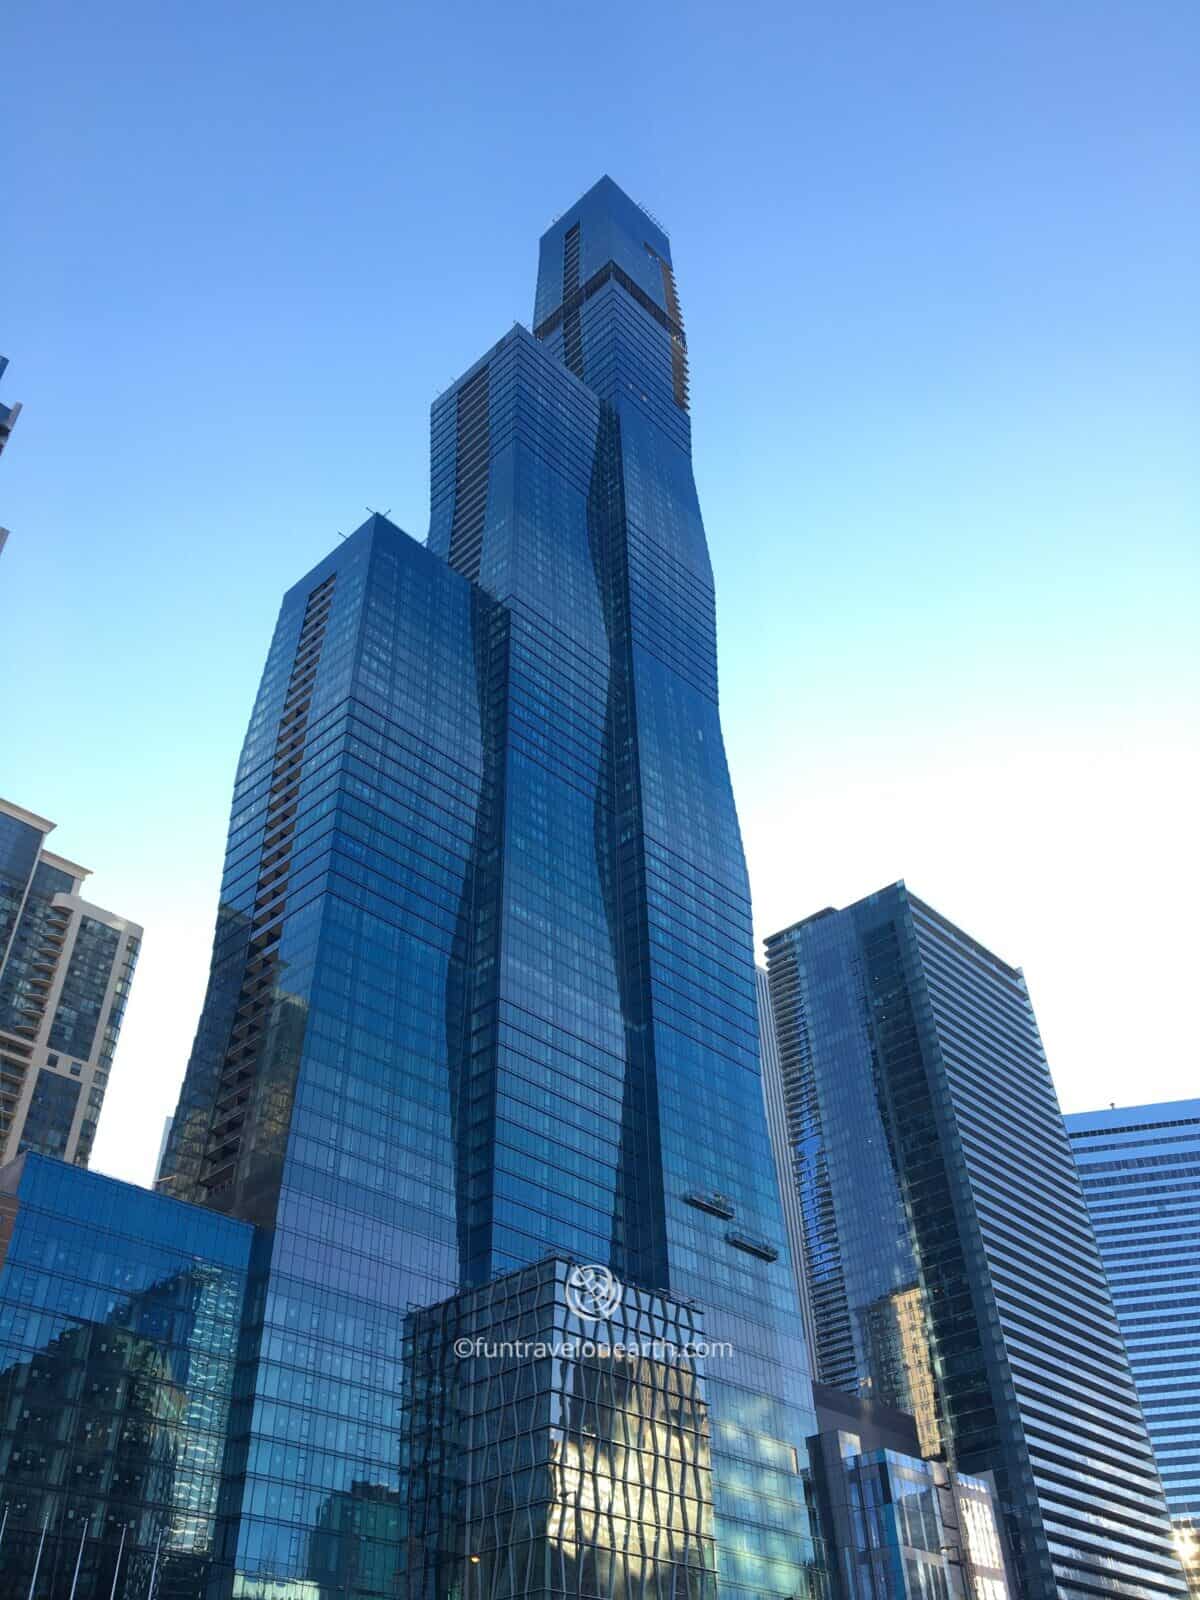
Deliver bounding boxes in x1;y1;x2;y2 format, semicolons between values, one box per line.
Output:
0;1153;253;1600
806;1385;1013;1600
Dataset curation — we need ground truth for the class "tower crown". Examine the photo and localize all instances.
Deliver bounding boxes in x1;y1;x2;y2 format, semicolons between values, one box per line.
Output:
533;176;672;330
532;176;689;421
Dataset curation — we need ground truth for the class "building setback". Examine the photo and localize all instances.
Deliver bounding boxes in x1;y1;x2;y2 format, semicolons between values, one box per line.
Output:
764;882;1187;1600
1066;1099;1200;1596
0;798;141;1168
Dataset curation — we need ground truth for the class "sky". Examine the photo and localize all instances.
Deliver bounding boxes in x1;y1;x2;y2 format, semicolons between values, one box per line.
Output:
2;0;1197;1188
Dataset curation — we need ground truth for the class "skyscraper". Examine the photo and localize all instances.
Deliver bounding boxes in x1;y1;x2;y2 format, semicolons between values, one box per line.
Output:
764;883;1187;1600
0;797;141;1168
1066;1099;1200;1595
156;177;821;1598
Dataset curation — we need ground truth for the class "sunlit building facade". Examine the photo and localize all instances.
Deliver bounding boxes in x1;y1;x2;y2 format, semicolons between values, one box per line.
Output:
0;798;141;1168
1066;1099;1200;1596
764;884;1187;1600
152;177;822;1599
806;1385;1013;1600
406;1255;717;1600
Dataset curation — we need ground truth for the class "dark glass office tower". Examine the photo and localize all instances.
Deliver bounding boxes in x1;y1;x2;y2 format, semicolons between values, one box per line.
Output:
764;884;1187;1600
159;178;820;1600
1066;1100;1200;1593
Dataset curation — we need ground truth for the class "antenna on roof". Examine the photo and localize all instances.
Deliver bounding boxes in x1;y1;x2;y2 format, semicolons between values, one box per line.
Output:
636;198;670;237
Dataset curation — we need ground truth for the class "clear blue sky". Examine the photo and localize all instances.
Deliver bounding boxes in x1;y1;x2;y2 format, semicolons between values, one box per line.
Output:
3;0;1197;1185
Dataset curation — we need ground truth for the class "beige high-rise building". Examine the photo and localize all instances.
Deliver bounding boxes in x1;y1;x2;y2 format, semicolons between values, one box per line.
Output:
0;797;141;1166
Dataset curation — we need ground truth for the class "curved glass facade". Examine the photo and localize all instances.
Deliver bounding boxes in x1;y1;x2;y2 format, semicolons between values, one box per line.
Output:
152;177;821;1599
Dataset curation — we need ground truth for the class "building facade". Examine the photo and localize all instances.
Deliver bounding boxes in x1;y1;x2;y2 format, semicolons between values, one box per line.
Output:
764;903;938;1454
405;1255;717;1600
152;177;822;1599
1066;1099;1200;1594
764;883;1186;1600
756;966;816;1362
0;1153;253;1600
0;798;141;1168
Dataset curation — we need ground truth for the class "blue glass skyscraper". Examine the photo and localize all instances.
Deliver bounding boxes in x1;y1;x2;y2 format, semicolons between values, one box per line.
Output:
156;177;821;1599
764;884;1187;1600
1066;1100;1200;1594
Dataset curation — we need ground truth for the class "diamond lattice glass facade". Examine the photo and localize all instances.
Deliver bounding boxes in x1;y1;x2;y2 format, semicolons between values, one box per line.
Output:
406;1256;716;1600
153;177;821;1600
764;883;1187;1600
1065;1099;1200;1590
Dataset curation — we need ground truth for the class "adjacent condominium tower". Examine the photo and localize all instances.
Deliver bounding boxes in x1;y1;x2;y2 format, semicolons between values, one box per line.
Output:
158;178;821;1600
0;797;141;1167
764;883;1187;1600
1067;1099;1200;1594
